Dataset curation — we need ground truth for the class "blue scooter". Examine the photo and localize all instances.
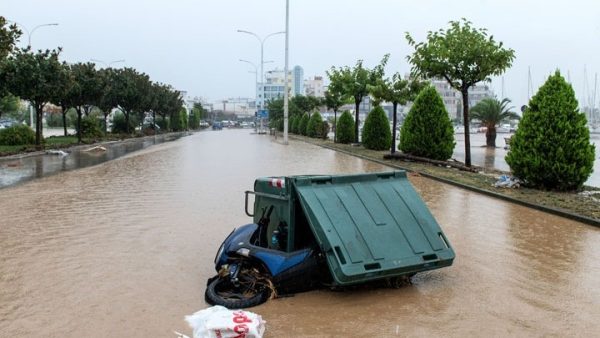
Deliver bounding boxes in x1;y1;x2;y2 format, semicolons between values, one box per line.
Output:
205;205;327;309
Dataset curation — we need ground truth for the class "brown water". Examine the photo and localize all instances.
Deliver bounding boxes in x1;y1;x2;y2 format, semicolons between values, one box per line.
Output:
1;129;599;337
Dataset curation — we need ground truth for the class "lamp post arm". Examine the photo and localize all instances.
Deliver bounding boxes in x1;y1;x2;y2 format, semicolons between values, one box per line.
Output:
29;23;58;47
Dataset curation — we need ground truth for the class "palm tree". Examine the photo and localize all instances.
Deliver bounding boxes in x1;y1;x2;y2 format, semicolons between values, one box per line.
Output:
471;98;520;147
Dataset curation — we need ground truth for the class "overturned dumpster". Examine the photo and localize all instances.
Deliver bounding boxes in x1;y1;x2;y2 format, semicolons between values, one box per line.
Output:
205;171;455;308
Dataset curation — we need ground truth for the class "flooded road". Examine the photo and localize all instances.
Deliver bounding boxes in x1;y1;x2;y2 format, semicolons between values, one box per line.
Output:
1;129;599;337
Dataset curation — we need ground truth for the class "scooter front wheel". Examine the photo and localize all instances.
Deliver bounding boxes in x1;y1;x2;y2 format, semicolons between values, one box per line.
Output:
205;271;272;309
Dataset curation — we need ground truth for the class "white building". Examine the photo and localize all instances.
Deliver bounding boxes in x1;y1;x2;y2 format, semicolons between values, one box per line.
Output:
304;76;325;98
257;65;304;109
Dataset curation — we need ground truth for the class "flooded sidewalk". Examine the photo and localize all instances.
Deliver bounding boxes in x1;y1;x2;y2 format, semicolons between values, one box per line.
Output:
0;129;599;337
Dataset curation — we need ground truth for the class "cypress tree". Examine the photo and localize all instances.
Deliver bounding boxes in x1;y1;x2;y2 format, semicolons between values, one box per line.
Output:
399;86;455;160
361;106;391;150
307;111;324;138
336;110;355;144
298;113;310;136
506;71;595;190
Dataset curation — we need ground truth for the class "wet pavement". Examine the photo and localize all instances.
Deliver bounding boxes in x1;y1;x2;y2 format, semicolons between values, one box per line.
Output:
0;133;185;189
0;129;599;337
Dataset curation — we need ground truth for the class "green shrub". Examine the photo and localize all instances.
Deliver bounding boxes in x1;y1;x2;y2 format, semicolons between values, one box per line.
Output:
361;106;391;150
188;110;200;129
0;124;35;145
307;111;324;138
506;71;595;190
336;110;355;144
171;108;188;131
111;112;136;133
291;115;300;134
399;86;455;160
76;116;103;138
298;113;310;136
156;116;169;131
321;121;330;139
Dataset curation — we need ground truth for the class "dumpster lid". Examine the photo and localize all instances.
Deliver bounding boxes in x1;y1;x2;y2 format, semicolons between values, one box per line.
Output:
293;171;453;284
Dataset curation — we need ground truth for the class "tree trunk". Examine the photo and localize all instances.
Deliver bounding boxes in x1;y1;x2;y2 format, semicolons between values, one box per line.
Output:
153;110;157;134
61;105;68;136
34;103;43;147
486;126;497;147
76;106;83;144
103;112;109;134
354;97;361;143
125;111;130;134
391;102;398;154
333;109;337;143
461;88;471;166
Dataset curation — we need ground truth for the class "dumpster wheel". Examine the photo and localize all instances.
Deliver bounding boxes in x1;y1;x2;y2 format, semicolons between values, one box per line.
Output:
205;267;274;309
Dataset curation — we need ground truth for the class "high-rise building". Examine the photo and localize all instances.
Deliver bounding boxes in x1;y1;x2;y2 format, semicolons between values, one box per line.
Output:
293;66;304;96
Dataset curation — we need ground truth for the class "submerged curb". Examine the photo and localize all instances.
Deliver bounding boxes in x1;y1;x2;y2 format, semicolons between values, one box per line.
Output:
294;136;600;228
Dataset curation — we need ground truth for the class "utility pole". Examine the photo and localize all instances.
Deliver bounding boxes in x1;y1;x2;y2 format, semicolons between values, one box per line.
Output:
283;0;290;144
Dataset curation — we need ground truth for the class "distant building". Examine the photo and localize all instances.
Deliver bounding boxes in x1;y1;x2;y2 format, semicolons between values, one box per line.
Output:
304;76;325;98
402;78;494;121
257;65;303;109
293;66;304;96
215;97;255;116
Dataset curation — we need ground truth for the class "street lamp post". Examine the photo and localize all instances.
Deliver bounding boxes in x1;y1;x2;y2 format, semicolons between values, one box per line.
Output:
90;59;125;68
283;0;290;144
7;21;59;128
237;29;284;133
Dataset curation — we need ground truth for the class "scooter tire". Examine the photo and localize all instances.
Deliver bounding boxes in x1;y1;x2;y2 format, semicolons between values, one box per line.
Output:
205;276;271;309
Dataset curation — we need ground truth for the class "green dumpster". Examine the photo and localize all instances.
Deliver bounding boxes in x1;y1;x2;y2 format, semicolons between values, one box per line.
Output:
249;170;455;286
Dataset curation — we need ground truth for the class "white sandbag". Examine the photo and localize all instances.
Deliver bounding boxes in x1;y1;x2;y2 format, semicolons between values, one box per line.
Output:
184;305;265;338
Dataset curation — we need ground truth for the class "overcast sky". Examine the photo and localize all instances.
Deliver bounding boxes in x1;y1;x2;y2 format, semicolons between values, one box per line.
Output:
4;0;600;109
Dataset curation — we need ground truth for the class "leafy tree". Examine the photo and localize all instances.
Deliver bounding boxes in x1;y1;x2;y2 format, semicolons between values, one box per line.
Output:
171;107;187;131
298;113;309;136
50;61;76;136
104;67;152;134
293;95;321;113
66;62;104;142
470;97;519;147
111;111;135;134
96;68;115;134
506;71;595;191
188;108;200;129
336;110;355;144
1;48;67;145
0;16;21;61
150;82;182;132
369;73;426;153
323;80;348;143
406;19;515;166
307;111;324;138
361;106;391;150
400;86;455;160
327;54;388;142
0;93;20;119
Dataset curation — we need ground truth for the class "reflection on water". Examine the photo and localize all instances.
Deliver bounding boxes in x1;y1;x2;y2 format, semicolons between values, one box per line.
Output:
1;129;599;337
0;133;184;189
454;132;600;187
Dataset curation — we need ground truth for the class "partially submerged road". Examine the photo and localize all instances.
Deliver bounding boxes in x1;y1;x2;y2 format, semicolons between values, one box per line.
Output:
1;129;598;337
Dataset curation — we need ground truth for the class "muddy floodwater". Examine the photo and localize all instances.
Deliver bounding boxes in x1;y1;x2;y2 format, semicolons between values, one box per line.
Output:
1;129;599;337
